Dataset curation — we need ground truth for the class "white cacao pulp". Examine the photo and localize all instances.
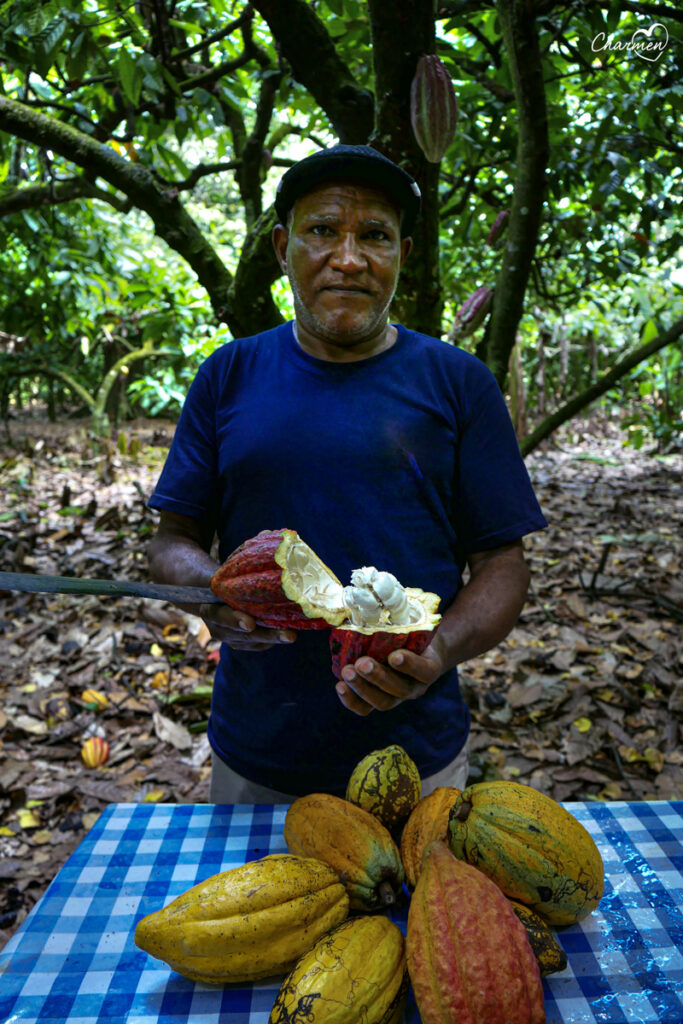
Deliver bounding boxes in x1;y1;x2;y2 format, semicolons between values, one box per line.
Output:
342;566;422;628
280;535;436;630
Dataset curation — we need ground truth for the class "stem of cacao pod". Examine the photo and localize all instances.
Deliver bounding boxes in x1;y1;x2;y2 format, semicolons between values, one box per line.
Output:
453;800;472;821
378;881;396;906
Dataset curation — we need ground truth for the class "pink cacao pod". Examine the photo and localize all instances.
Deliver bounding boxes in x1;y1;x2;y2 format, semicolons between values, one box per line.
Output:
487;209;510;247
410;55;458;163
406;840;546;1024
451;285;494;339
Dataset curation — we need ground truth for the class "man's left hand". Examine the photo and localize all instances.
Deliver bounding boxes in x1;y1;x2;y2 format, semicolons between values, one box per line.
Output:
336;645;445;715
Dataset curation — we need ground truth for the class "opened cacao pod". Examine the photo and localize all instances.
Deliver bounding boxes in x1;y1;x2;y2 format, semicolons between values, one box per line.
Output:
134;853;349;984
448;781;604;925
210;528;344;629
284;792;405;911
406;840;546;1024
211;529;441;669
269;915;408;1024
400;785;460;888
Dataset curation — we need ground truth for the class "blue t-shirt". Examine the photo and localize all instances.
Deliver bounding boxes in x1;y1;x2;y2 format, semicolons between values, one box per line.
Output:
148;321;546;794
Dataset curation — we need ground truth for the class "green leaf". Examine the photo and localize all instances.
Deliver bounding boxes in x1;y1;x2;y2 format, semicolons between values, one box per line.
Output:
641;319;658;344
117;46;143;105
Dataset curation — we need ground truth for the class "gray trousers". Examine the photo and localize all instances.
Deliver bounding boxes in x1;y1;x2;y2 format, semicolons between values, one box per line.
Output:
209;741;470;804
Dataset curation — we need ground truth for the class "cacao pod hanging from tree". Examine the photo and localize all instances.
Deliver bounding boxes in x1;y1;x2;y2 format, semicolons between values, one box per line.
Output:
450;285;494;340
410;54;458;163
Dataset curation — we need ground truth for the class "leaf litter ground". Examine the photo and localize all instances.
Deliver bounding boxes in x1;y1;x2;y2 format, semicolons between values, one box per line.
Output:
0;415;681;948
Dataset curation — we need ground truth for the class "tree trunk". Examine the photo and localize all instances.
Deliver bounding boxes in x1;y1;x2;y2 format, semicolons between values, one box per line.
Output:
368;0;442;338
484;0;549;386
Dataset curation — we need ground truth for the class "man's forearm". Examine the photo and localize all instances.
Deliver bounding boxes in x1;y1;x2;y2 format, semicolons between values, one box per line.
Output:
148;533;218;588
430;546;530;674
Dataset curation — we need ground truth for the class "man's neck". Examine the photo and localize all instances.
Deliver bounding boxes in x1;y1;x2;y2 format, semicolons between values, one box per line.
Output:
292;322;398;362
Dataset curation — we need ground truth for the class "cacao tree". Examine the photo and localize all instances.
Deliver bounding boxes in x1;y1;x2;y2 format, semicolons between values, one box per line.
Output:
0;0;681;441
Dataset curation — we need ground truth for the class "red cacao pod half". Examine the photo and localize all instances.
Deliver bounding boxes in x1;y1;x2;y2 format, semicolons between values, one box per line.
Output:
330;583;440;679
210;528;346;629
406;840;546;1024
410;54;458;164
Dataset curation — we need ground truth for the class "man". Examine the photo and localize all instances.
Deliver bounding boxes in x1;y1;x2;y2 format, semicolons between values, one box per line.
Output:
147;144;546;803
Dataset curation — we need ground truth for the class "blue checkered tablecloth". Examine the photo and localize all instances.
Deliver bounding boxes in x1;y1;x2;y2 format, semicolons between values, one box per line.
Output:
0;801;681;1023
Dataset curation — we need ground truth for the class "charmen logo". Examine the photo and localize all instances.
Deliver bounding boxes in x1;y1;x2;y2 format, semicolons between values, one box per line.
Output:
591;21;669;62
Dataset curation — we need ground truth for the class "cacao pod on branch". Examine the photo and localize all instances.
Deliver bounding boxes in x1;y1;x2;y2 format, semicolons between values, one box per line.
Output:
410;55;458;164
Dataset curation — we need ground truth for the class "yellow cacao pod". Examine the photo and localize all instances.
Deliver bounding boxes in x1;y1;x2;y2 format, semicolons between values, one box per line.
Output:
284;793;404;911
346;744;421;832
448;781;604;925
134;853;349;984
269;915;408;1024
406;840;546;1024
400;785;460;888
509;899;568;977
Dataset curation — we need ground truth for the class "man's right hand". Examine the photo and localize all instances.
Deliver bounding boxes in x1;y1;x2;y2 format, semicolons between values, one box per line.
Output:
197;603;297;651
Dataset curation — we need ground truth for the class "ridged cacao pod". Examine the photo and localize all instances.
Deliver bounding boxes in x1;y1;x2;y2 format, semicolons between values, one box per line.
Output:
81;736;109;768
346;744;421;833
450;285;494;339
406;840;546;1024
487;208;510;247
400;785;460;888
269;915;408;1024
330;586;440;679
410;54;458;163
210;528;345;629
509;899;568;977
284;792;405;911
134;853;349;984
448;781;604;925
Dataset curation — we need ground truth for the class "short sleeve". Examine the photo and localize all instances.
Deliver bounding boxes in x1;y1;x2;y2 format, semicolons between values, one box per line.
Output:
453;363;547;553
147;360;218;521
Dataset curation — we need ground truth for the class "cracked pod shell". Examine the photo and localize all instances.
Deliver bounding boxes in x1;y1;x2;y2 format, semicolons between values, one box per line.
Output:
210;528;346;630
329;587;440;678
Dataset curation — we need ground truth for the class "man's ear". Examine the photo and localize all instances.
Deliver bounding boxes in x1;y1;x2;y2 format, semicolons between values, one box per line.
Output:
399;236;413;266
272;223;289;272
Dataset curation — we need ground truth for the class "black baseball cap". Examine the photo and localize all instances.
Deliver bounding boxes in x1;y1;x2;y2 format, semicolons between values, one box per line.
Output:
275;144;421;237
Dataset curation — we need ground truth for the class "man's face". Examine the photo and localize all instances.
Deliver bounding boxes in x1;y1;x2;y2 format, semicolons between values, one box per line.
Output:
273;183;412;353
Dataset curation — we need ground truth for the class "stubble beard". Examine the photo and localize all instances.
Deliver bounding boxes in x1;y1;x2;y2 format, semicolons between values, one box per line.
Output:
289;273;397;348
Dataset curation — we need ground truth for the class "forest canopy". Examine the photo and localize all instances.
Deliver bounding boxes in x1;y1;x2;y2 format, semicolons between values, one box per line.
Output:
0;0;681;447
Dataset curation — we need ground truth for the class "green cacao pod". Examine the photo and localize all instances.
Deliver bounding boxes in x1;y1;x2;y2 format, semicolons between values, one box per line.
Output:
406;840;546;1024
269;915;408;1024
284;792;405;910
346;744;421;832
410;54;458;163
448;781;604;925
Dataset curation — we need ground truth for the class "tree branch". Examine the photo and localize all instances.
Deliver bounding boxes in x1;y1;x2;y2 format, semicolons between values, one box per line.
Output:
0;176;131;216
520;317;683;456
485;0;549;387
0;96;236;328
250;0;374;143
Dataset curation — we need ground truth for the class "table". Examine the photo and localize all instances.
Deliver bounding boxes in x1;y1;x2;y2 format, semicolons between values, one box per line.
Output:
0;801;681;1024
